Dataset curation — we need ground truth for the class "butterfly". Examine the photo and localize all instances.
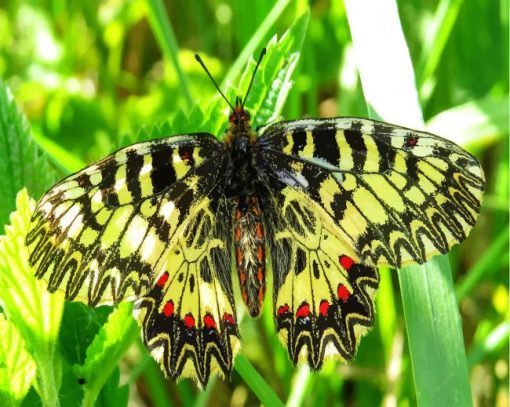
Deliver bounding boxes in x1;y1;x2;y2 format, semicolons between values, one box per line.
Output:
26;48;485;387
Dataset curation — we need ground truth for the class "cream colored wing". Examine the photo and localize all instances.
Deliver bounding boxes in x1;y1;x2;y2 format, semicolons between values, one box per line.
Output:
262;186;378;367
258;118;485;268
134;196;240;387
26;134;224;305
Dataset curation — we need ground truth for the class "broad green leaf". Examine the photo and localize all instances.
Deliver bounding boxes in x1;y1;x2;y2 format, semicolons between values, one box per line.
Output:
57;359;83;407
0;189;64;406
0;314;36;406
74;302;138;407
59;303;113;366
0;81;56;232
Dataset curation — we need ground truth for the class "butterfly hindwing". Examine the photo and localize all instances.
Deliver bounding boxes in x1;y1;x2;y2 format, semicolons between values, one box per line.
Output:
26;134;222;305
134;194;240;387
262;185;379;367
258;118;485;268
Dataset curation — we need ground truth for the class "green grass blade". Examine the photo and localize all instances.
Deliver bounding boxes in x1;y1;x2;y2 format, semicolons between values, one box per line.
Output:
344;0;423;127
344;0;473;404
234;355;284;407
136;340;174;407
145;0;193;108
416;0;465;102
398;256;472;406
285;364;310;407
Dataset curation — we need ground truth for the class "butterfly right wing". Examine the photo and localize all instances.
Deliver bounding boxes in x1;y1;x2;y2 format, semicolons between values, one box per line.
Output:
260;183;379;369
258;118;485;268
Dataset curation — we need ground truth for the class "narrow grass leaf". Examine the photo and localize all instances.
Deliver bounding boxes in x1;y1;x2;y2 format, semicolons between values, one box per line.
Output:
426;94;509;150
222;0;294;86
344;0;423;127
285;364;310;407
398;256;472;405
234;354;284;407
467;322;510;367
416;0;465;101
145;0;193;108
344;0;472;404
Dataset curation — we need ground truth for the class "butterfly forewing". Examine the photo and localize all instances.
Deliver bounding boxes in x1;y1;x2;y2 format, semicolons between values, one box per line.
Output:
258;118;485;268
26;134;222;306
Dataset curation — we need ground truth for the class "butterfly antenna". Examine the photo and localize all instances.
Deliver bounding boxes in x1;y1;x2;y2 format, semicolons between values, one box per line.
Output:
195;54;235;111
242;48;267;108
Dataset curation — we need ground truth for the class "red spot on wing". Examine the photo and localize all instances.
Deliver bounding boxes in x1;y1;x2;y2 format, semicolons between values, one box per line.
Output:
223;313;235;325
319;300;330;316
406;136;419;147
277;304;290;316
337;284;350;303
184;314;195;329
163;300;174;317
296;303;310;318
203;314;216;330
339;255;354;270
178;146;195;166
156;271;169;287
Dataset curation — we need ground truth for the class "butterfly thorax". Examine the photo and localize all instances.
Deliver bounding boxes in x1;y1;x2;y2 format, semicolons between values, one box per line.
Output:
223;103;267;317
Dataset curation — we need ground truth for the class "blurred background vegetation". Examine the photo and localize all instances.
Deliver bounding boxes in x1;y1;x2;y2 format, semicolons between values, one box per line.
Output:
0;0;507;406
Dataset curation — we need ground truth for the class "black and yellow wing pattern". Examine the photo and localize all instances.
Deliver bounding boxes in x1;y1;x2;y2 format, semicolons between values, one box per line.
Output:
26;133;241;385
257;117;484;366
26;112;484;386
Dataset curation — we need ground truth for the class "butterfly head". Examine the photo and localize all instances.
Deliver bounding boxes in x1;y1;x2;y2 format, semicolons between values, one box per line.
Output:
195;48;266;128
229;96;251;125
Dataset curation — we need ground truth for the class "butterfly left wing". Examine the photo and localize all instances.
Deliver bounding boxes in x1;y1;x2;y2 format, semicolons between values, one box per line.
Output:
134;191;240;388
26;134;221;306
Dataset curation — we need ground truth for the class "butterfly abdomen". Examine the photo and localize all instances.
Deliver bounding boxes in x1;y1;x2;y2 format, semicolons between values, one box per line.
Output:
234;195;266;317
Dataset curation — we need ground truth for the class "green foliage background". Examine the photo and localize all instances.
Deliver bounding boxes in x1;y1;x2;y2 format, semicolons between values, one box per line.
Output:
0;0;508;406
